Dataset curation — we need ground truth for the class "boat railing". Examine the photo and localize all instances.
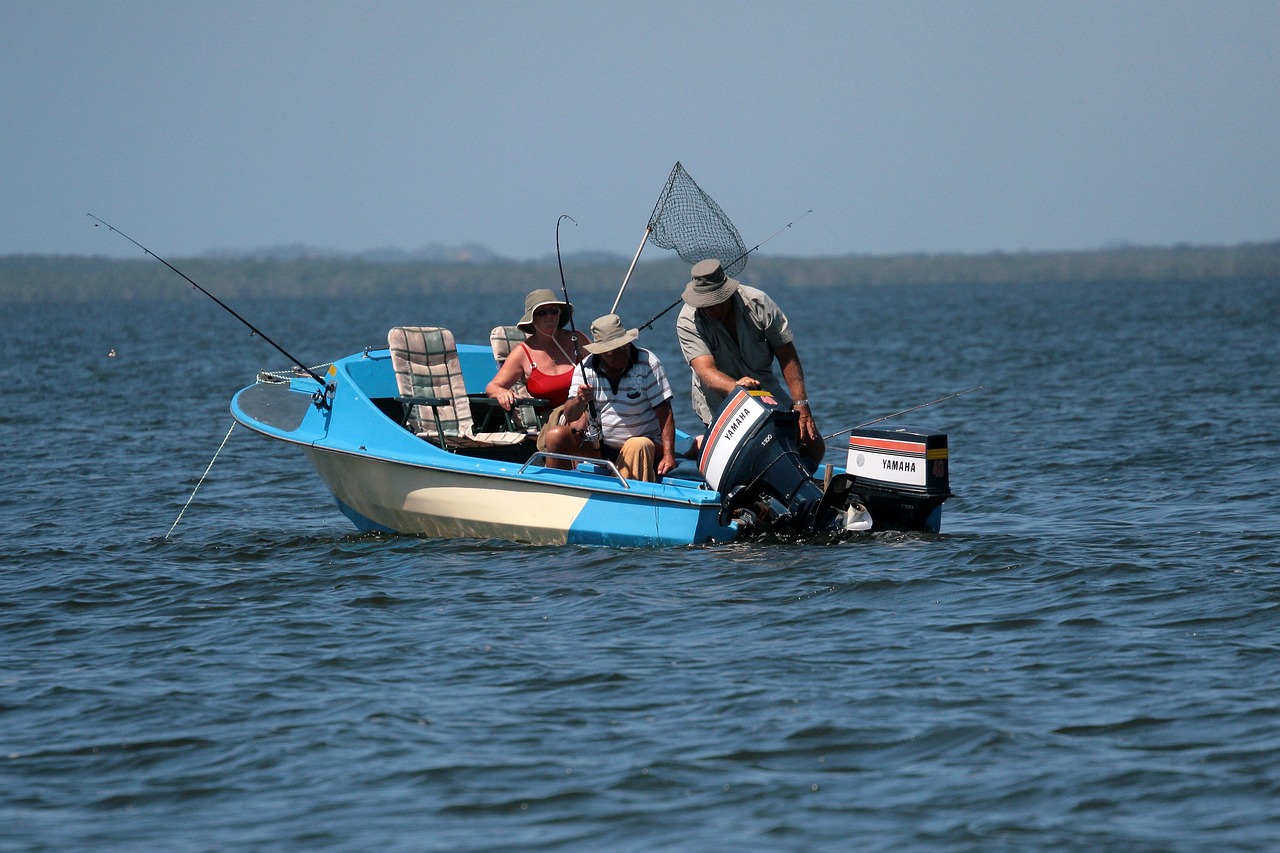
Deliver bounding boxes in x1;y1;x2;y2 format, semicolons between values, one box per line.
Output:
519;453;631;489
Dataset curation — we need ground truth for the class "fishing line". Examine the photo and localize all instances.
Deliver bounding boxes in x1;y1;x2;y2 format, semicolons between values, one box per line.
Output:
87;214;328;387
823;385;986;441
165;421;237;540
636;209;814;331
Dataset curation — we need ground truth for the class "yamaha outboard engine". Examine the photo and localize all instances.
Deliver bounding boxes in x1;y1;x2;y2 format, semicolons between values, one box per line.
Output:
844;425;952;532
698;388;953;535
699;389;862;535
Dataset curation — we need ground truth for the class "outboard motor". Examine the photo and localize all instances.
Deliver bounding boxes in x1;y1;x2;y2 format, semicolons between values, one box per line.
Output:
844;425;952;532
699;389;863;535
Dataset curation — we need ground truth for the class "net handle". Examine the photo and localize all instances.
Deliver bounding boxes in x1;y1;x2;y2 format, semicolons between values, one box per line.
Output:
610;226;651;314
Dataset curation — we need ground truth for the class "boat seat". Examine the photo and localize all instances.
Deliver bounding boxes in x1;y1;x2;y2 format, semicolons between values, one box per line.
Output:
388;326;528;451
489;325;551;434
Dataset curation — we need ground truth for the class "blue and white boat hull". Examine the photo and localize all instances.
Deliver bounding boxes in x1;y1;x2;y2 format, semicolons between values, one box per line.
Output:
231;345;738;546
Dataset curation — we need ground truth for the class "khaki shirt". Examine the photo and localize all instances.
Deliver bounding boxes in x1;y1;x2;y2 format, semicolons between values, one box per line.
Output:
676;284;794;424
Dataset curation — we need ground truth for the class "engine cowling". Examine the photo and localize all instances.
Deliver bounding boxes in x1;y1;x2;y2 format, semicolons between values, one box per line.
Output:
698;388;854;535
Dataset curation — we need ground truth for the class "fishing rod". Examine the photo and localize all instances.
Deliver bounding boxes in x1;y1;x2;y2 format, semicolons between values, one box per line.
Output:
635;209;813;331
724;208;813;272
555;214;602;445
823;385;986;441
88;214;329;388
555;214;581;346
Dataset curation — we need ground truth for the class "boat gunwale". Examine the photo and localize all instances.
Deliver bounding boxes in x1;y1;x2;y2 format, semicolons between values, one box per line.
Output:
229;377;725;510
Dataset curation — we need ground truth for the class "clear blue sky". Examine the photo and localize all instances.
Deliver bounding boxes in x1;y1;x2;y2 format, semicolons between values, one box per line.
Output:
4;0;1277;260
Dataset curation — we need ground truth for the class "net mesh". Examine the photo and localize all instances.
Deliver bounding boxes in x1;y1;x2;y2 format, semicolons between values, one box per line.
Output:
646;162;748;277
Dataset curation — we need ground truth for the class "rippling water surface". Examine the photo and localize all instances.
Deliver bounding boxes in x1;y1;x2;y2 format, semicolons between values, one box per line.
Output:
3;275;1278;851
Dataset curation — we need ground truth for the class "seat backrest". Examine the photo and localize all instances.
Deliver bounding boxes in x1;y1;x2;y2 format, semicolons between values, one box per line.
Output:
388;326;527;449
388;326;476;442
489;325;540;433
489;325;526;367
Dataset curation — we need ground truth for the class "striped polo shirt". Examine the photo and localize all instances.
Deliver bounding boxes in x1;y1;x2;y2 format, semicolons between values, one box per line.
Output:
570;346;673;451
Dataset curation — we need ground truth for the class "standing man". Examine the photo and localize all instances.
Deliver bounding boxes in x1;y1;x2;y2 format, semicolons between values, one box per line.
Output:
548;314;677;481
676;258;823;467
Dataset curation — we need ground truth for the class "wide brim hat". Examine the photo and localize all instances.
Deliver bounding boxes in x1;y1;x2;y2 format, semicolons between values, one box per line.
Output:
583;313;640;354
681;259;741;308
516;288;573;332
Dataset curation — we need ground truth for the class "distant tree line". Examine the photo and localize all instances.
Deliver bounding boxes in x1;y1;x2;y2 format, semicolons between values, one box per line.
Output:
0;241;1276;304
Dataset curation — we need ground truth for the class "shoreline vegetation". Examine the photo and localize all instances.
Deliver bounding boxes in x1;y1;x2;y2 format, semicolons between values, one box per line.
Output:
1;241;1276;303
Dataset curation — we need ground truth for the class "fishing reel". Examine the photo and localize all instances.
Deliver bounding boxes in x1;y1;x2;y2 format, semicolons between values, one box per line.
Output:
311;380;336;409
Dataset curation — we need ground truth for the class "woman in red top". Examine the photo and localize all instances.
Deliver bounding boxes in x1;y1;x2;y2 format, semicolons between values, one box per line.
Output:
486;289;590;411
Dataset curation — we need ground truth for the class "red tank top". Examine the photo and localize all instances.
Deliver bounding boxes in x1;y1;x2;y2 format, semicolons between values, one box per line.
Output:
521;342;574;406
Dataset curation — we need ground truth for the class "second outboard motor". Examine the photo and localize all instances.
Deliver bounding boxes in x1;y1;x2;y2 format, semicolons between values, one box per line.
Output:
844;425;952;533
699;388;857;535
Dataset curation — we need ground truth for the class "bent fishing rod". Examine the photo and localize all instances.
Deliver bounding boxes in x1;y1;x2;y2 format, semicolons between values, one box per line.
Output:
634;209;814;331
823;385;986;441
88;214;329;388
555;214;603;444
555;214;581;345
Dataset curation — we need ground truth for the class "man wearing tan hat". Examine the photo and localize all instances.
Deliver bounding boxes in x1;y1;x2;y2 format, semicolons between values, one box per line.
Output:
676;259;823;467
548;314;677;481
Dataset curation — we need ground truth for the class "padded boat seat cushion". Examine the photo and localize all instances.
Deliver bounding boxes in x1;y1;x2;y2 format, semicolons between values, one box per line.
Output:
388;326;526;449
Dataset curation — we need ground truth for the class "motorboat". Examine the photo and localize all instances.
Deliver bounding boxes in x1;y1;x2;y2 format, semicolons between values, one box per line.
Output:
229;325;952;546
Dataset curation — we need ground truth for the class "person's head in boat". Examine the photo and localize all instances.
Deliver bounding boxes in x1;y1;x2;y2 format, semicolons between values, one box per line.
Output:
681;259;741;321
517;289;573;335
583;314;640;372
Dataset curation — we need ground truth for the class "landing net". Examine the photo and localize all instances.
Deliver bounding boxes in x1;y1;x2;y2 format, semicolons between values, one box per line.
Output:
646;162;748;277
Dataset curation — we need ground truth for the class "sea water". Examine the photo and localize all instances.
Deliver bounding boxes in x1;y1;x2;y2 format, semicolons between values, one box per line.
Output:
2;274;1277;851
